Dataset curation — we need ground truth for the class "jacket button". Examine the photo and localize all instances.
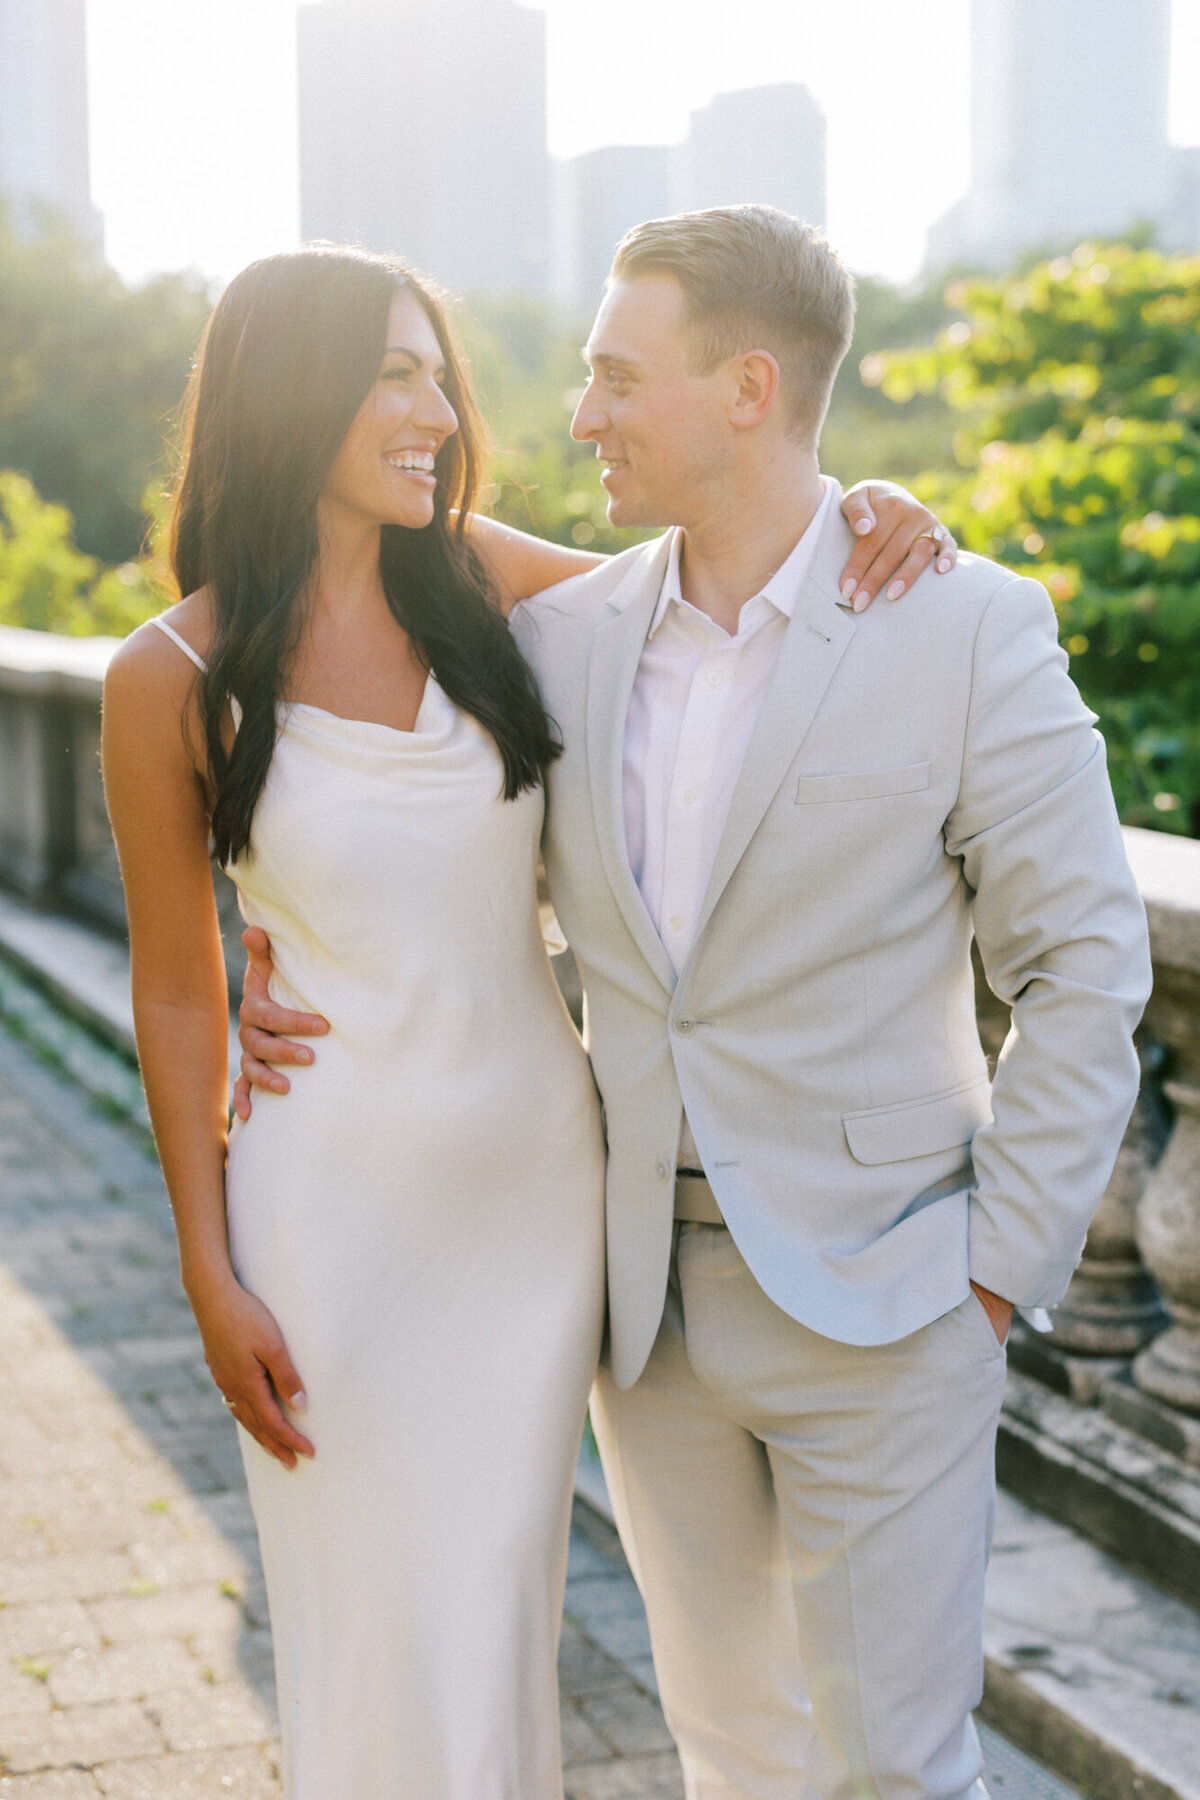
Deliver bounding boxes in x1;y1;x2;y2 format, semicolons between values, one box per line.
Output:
674;1018;695;1035
656;1159;671;1181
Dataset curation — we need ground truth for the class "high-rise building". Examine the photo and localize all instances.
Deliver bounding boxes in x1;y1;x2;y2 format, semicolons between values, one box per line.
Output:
551;145;670;320
926;0;1195;270
670;84;826;228
551;84;827;319
298;0;549;297
0;0;103;249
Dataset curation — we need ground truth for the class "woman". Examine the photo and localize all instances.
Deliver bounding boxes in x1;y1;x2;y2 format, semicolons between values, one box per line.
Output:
102;244;955;1800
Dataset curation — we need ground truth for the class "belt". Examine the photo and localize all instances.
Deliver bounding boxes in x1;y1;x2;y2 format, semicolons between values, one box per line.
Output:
674;1170;725;1226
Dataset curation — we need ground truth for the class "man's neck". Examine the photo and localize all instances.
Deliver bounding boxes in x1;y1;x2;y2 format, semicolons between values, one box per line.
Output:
677;457;825;636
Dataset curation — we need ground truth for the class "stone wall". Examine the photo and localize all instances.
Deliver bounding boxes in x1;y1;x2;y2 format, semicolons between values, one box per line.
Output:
3;623;1200;1598
0;624;245;985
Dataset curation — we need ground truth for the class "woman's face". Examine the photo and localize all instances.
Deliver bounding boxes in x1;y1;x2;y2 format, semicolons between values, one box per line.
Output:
320;288;460;534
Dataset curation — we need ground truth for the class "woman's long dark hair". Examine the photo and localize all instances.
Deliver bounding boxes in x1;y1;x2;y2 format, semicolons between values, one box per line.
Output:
169;244;560;866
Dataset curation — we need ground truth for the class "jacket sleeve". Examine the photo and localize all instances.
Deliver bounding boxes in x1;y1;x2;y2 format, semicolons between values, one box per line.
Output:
943;575;1152;1307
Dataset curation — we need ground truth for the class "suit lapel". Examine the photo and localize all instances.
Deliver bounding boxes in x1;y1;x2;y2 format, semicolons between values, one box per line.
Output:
690;502;860;948
585;533;677;995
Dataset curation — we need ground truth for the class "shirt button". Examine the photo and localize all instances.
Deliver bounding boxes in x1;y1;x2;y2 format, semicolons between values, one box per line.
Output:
669;914;685;932
706;669;723;687
681;789;696;806
674;1018;695;1035
656;1159;671;1181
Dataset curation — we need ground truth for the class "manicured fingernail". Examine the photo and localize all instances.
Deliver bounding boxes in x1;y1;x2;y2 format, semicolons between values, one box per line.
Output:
852;590;871;613
841;578;857;602
298;1048;312;1064
938;555;952;572
289;1391;308;1412
854;515;873;534
887;579;905;600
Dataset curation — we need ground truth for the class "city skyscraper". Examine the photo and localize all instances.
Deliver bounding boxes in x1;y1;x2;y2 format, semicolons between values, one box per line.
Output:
670;84;826;226
552;83;827;318
298;0;549;297
0;0;103;248
551;145;670;320
927;0;1196;270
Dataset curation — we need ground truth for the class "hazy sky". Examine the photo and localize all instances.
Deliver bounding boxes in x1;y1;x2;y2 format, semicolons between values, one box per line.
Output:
84;0;1200;289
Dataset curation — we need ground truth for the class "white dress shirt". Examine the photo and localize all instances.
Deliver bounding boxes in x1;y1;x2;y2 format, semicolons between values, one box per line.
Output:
622;481;835;1166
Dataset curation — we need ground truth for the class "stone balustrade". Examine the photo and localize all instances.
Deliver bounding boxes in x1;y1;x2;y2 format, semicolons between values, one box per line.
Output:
0;624;245;987
3;623;1200;1595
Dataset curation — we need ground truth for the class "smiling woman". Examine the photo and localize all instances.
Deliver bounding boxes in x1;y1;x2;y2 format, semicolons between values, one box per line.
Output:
163;247;562;867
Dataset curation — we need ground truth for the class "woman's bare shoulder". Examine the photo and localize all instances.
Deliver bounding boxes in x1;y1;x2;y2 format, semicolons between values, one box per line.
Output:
108;589;216;687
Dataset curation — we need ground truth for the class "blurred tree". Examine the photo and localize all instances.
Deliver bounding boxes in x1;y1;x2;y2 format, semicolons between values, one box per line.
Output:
877;242;1200;836
821;274;958;488
0;471;165;636
459;295;645;556
0;206;209;565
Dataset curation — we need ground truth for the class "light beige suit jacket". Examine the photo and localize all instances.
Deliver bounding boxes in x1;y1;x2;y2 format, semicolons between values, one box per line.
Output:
513;486;1152;1390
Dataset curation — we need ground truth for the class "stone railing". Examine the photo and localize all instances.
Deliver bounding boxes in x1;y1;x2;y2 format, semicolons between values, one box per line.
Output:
3;623;1200;1598
0;624;245;986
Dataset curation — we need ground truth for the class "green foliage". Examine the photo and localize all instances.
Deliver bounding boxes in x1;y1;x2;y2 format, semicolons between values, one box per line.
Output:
0;471;165;636
0;205;210;564
458;295;652;556
878;243;1200;835
821;274;959;488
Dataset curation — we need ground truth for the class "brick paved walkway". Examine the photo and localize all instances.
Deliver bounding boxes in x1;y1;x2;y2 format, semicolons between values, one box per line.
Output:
0;1028;683;1800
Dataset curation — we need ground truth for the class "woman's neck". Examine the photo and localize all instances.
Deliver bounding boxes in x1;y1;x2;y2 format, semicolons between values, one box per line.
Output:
310;509;387;623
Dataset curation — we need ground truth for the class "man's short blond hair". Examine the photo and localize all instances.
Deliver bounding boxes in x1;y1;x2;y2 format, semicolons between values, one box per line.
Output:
609;205;855;445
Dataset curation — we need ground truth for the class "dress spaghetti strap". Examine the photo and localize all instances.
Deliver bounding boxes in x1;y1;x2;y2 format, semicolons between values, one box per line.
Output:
149;614;208;673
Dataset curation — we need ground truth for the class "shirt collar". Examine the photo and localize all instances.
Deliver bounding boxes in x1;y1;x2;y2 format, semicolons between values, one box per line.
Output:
648;478;835;640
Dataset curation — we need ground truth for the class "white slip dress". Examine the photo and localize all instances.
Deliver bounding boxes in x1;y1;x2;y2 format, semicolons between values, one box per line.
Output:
150;616;606;1799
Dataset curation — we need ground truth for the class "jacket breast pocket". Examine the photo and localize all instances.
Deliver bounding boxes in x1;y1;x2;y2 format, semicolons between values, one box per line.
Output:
842;1076;993;1165
795;762;931;805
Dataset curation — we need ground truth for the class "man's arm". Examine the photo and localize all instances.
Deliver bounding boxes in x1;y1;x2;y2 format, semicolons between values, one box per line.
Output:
945;577;1153;1310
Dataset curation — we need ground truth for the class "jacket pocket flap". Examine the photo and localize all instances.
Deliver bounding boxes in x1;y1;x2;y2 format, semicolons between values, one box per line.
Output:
795;762;931;805
842;1078;993;1165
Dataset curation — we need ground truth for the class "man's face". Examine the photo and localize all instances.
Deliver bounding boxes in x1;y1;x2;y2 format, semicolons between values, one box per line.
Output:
571;275;736;530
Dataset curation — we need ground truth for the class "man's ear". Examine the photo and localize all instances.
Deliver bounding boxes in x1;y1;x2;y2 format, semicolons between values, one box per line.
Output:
729;350;780;431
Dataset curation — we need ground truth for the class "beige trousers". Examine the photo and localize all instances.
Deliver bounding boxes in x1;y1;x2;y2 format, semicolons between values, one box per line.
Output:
590;1224;1007;1800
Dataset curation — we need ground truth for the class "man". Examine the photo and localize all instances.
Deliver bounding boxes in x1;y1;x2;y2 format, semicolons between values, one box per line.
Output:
240;208;1151;1798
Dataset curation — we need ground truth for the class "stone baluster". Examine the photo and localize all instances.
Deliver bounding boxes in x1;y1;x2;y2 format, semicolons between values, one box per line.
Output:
1133;962;1200;1415
1048;1037;1168;1357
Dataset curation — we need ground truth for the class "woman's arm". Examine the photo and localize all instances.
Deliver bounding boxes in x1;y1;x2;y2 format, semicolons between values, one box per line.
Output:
464;513;607;612
466;482;957;617
102;623;313;1469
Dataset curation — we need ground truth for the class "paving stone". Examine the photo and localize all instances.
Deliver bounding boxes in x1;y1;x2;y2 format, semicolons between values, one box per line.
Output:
0;1553;135;1607
46;1640;199;1708
147;1683;276;1755
0;1661;52;1718
557;1622;632;1699
564;1752;686;1800
0;1603;101;1660
0;1772;101;1798
560;1702;612;1766
567;1573;650;1623
185;1629;275;1697
581;1690;677;1757
94;1745;282;1799
574;1607;655;1668
0;1700;163;1772
87;1588;244;1647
